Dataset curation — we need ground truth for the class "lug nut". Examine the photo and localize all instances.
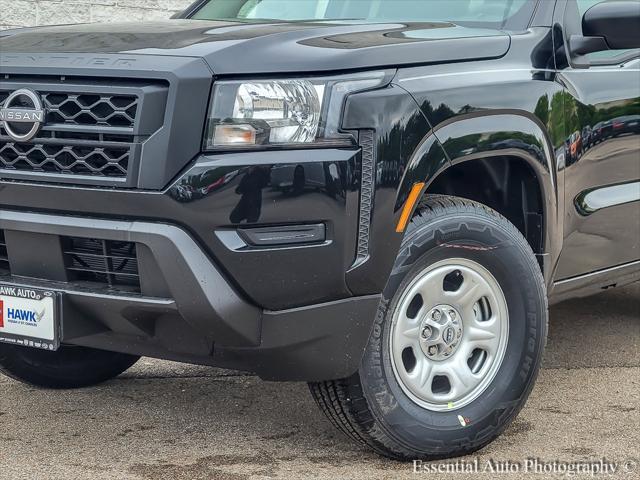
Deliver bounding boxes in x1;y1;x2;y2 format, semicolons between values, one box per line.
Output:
449;310;457;320
432;309;442;321
421;326;432;339
428;346;438;356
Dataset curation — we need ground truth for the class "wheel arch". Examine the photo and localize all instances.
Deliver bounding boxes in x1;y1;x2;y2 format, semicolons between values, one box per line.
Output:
396;111;562;285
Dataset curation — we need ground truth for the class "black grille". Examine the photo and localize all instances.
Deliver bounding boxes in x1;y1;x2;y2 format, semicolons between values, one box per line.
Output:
0;90;138;129
0;140;130;177
0;82;145;184
63;237;140;292
43;93;138;128
0;230;9;274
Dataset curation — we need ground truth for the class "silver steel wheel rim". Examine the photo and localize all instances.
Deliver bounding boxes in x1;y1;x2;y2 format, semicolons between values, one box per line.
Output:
389;258;509;412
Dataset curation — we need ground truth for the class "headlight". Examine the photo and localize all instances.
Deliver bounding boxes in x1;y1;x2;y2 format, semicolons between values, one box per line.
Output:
204;71;389;151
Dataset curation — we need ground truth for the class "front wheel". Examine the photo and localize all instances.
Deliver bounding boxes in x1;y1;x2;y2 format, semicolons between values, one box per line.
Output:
310;196;547;460
0;344;140;389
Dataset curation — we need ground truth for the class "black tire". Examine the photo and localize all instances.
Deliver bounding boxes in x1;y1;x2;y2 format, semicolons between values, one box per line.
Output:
0;344;140;389
310;195;547;460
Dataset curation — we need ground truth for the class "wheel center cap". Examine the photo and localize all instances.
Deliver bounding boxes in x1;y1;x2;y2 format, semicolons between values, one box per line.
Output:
419;304;463;361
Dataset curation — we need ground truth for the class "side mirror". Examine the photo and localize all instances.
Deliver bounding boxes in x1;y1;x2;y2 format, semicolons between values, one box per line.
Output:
570;1;640;57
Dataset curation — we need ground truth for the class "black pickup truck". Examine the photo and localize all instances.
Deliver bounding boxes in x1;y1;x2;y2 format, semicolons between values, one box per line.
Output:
0;0;638;460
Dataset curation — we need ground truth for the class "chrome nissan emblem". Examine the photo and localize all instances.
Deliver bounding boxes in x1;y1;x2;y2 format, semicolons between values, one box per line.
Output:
0;89;45;142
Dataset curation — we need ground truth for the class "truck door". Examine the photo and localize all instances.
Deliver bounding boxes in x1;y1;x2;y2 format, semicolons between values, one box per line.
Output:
555;0;640;279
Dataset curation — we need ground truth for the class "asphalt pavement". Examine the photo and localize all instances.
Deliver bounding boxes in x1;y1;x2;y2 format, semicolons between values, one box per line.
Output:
0;283;638;480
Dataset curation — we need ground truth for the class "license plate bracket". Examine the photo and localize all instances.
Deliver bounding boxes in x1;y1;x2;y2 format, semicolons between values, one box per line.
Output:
0;285;60;351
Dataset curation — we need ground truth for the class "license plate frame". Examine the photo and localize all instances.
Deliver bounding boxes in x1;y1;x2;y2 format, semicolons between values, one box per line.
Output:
0;285;60;351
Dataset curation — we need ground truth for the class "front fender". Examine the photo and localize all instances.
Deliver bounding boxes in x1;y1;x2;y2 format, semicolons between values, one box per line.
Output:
341;84;449;295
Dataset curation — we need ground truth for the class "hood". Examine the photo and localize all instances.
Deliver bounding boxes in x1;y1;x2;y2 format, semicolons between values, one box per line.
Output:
0;20;511;74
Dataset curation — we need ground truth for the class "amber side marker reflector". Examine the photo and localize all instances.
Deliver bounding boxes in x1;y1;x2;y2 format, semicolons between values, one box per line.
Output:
396;182;425;233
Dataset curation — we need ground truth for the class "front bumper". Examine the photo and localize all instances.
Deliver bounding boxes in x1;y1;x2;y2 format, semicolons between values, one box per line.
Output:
0;148;366;311
0;209;380;380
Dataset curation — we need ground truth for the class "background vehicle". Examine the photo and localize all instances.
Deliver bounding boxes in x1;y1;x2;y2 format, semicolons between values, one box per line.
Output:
596;119;614;142
0;0;638;461
592;121;604;143
612;115;640;136
581;125;593;149
568;130;584;165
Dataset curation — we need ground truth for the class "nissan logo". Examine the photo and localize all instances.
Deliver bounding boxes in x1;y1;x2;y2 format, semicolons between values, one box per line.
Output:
0;89;45;142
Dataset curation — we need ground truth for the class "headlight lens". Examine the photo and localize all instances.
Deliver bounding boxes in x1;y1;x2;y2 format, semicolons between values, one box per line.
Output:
204;71;388;150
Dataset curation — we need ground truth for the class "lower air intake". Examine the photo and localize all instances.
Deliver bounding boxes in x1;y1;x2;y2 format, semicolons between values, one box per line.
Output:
63;236;140;292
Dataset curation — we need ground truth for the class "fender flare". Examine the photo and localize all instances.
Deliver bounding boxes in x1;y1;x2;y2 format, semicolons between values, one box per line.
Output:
396;111;562;285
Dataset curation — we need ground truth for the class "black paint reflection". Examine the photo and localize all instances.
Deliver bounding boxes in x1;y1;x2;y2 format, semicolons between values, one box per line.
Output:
230;166;270;224
556;58;640;278
170;158;352;224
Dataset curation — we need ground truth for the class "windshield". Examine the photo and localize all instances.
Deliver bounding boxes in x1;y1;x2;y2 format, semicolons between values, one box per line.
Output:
190;0;534;28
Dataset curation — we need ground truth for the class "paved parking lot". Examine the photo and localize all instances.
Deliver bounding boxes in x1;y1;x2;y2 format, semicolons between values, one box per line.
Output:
0;283;638;480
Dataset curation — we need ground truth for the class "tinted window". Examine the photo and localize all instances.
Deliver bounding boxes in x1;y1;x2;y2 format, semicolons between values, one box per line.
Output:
192;0;533;28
